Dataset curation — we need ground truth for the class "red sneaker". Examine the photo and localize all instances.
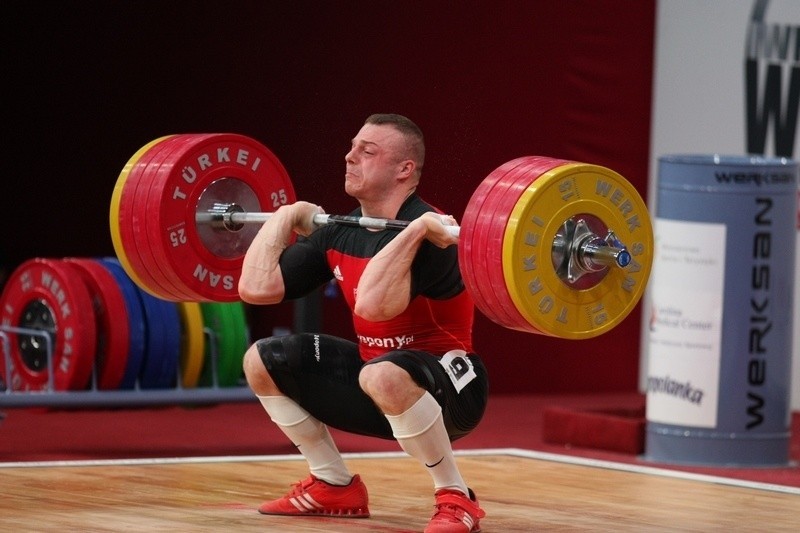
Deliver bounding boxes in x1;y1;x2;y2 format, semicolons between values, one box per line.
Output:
424;488;485;533
258;474;370;518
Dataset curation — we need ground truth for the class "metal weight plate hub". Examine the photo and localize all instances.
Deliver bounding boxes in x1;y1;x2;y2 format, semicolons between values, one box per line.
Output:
551;214;618;288
195;178;265;258
502;163;654;339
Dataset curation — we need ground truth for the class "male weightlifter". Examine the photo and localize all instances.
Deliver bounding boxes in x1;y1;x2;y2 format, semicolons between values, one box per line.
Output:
239;113;489;533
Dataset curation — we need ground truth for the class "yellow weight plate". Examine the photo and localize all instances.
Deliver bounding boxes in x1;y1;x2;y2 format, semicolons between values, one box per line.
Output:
502;163;653;339
178;302;205;388
109;135;174;298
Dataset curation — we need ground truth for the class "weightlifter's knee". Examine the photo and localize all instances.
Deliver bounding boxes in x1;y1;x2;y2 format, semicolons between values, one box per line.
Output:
243;343;277;395
359;360;423;415
244;335;305;398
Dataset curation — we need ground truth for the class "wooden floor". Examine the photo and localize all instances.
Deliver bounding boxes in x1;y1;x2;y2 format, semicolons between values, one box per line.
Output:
1;451;798;532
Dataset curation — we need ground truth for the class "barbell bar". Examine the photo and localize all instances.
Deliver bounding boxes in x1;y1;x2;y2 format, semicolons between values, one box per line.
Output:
110;133;654;339
196;202;633;272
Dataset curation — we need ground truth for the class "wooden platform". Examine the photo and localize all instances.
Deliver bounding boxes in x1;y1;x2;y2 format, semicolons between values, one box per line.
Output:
1;450;798;532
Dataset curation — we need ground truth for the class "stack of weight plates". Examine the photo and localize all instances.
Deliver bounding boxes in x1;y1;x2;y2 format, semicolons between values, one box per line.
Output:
0;257;250;392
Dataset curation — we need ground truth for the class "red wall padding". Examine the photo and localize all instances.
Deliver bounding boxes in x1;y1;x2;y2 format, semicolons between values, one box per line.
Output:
2;1;655;393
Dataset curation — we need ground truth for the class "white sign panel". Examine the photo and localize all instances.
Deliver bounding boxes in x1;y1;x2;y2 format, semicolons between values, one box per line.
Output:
646;219;727;427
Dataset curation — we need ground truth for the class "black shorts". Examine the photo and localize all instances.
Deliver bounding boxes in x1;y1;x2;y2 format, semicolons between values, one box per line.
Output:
255;333;489;441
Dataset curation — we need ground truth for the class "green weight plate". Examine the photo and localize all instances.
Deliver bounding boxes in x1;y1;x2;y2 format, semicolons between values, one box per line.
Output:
199;302;248;387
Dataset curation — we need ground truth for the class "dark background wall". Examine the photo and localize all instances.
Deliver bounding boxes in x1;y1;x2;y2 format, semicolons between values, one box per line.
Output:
2;1;655;394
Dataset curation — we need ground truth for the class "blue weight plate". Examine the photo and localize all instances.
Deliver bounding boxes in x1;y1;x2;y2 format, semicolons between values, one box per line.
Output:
96;257;146;390
133;285;179;389
154;298;181;388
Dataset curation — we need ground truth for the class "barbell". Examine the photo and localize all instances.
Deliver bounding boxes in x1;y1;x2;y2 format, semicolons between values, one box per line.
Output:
196;203;632;270
109;134;654;339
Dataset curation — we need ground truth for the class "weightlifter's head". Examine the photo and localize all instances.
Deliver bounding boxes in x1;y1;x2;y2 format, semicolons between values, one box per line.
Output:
344;114;425;203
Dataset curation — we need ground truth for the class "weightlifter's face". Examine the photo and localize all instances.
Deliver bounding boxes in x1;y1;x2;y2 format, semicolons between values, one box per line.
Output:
344;123;409;201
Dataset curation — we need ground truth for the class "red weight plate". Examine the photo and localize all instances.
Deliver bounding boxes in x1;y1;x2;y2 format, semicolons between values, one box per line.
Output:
62;257;130;390
0;258;96;391
118;136;191;300
484;157;572;332
133;134;213;301
460;157;563;330
110;135;174;298
143;134;223;301
150;134;296;301
459;159;525;327
469;162;537;329
124;135;204;301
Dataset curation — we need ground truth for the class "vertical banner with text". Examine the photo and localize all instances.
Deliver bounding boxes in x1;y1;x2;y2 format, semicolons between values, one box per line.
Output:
646;0;800;409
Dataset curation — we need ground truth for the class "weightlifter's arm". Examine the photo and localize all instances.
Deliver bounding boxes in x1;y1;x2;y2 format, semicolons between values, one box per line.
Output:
355;212;458;321
238;201;323;304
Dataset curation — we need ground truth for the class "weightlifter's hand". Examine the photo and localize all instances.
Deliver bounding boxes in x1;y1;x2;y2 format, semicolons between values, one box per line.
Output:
282;201;325;237
412;211;459;248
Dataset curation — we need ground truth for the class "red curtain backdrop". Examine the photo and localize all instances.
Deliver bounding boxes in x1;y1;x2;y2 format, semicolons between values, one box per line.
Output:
2;1;656;394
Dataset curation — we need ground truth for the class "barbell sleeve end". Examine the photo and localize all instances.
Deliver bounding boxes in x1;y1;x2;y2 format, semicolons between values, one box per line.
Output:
616;249;632;268
580;242;632;270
